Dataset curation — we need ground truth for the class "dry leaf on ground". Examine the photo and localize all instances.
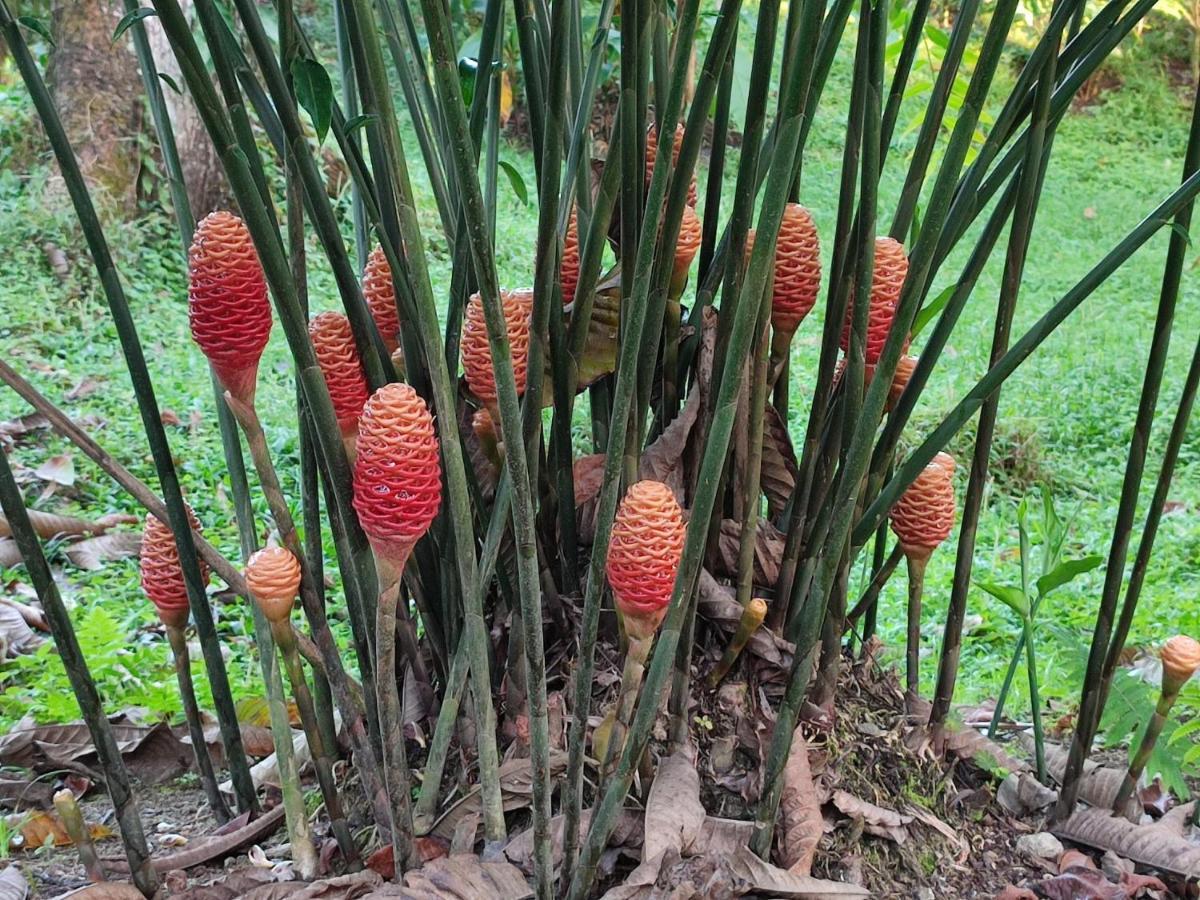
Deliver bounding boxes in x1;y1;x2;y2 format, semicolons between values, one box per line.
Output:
777;726;822;874
643;749;705;861
830;791;912;844
33;454;74;487
382;855;531;899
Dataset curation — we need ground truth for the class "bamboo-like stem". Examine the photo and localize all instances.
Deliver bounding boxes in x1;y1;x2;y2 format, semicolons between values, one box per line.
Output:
1021;614;1047;782
1112;692;1171;816
567;3;812;892
373;550;416;876
929;16;1062;734
1056;77;1200;821
165;625;232;823
0;451;158;898
845;541;902;630
708;599;768;687
270;619;361;867
337;0;507;845
0;1;258;814
53;789;105;883
598;636;653;789
734;314;772;614
412;642;469;831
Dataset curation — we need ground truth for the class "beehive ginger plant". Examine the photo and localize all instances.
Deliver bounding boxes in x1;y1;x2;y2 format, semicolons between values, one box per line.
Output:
3;0;1200;894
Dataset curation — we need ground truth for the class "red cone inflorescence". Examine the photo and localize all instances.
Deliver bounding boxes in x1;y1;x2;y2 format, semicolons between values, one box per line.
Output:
352;382;442;564
607;481;686;640
771;204;822;335
889;452;956;560
140;506;208;629
460;289;535;405
188;211;272;404
646;123;698;207
889;354;918;411
561;208;581;308
362;245;401;353
245;546;303;624
671;205;703;290
840;236;909;365
309;311;369;436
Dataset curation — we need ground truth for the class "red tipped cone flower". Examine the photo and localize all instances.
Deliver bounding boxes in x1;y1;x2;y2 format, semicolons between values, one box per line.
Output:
671;205;702;290
140;506;208;629
771;204;822;335
1161;635;1200;693
460;289;534;405
353;383;442;564
362;245;401;353
840;236;909;365
646;123;698;207
309;311;369;436
245;546;302;624
890;452;956;560
188;211;272;404
889;354;918;411
606;481;686;640
561;208;581;308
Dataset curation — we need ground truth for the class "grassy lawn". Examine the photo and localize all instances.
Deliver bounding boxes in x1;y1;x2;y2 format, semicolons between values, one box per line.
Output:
0;13;1197;759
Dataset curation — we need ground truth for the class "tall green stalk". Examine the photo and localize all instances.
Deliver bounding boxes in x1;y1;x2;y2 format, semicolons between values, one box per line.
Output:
0;0;258;814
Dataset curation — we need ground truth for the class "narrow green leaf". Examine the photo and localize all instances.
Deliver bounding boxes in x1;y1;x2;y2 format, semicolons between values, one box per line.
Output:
113;7;157;42
290;57;333;145
1035;555;1103;598
976;580;1030;619
498;160;528;206
157;71;183;95
344;113;378;137
910;283;954;337
17;15;55;46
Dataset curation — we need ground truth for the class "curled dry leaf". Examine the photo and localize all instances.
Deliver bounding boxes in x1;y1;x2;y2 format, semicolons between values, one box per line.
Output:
503;808;643;876
760;405;798;511
716;518;785;587
639;387;700;505
777;726;821;875
643;750;705;862
64;533;142;570
429;752;568;841
0;866;28;900
1052;806;1200;878
830;791;912;844
33;454;74;487
1038;740;1139;821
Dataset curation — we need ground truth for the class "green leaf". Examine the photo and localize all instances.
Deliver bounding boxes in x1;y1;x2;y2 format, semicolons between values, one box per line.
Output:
1040;483;1065;575
344;113;378;137
977;581;1029;619
16;15;55;47
911;284;954;337
158;72;182;95
498;160;528;206
1035;555;1103;598
290;57;333;145
113;7;156;42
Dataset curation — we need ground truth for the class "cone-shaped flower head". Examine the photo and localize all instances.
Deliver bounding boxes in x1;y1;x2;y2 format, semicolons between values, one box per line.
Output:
840;236;909;364
362;244;401;353
1161;635;1200;694
140;506;208;629
606;481;686;640
671;205;703;289
888;354;918;411
245;546;302;624
561;208;581;308
353;382;442;564
188;211;272;404
309;311;369;436
889;452;956;560
645;123;698;207
460;289;535;405
771;204;822;335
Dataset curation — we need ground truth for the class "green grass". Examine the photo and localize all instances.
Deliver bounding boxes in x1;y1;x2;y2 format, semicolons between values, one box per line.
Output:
0;12;1197;764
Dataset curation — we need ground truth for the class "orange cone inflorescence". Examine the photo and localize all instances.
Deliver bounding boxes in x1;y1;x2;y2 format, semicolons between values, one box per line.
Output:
461;289;534;405
840;236;909;365
140;507;208;629
646;123;698;207
771;204;822;335
672;205;703;289
561;208;581;308
188;211;272;404
888;354;918;411
607;481;686;640
352;382;442;563
1161;635;1200;692
362;245;401;353
309;311;369;435
889;452;956;559
245;546;303;624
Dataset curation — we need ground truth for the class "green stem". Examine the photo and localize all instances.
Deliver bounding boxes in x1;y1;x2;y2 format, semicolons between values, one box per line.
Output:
165;625;232;823
1022;615;1046;783
0;451;158;898
845;541;902;631
708;599;768;687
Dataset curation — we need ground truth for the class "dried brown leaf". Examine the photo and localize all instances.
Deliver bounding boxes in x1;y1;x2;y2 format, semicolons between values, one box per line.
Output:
33;454;74;487
716;519;784;587
429;752;568;840
643;750;705;861
830;791;911;844
0;866;27;900
391;855;532;899
1040;741;1139;820
1052;807;1200;877
696;569;794;668
7;809;111;850
640;388;700;505
777;727;821;875
760;405;798;511
64;533;142;570
576;286;621;389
